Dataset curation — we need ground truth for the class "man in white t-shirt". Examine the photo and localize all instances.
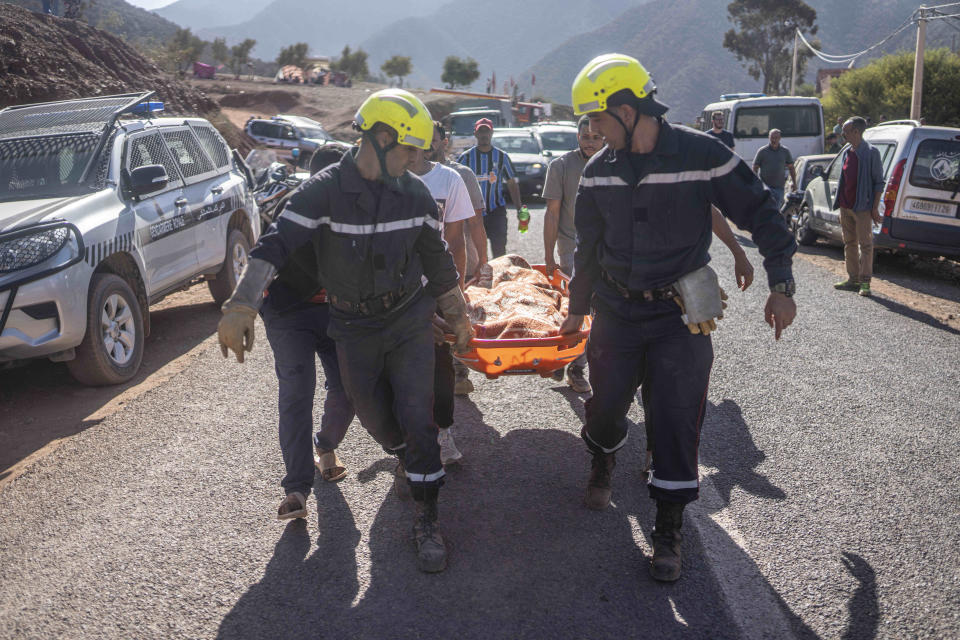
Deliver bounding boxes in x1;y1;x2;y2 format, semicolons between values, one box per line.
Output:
412;138;476;465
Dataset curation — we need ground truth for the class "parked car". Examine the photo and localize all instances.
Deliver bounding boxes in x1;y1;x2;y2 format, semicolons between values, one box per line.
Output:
529;122;579;158
793;122;960;259
491;128;549;198
244;114;351;166
0;92;260;385
780;153;836;221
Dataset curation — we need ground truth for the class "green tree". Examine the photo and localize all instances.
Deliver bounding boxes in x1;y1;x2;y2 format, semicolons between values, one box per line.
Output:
277;42;310;69
441;56;479;89
96;9;123;32
823;49;960;128
167;27;207;74
230;38;257;79
381;55;412;87
210;37;229;67
723;0;818;95
330;45;369;80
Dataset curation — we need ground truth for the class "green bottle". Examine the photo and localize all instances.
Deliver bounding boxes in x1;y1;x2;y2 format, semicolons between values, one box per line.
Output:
517;205;530;233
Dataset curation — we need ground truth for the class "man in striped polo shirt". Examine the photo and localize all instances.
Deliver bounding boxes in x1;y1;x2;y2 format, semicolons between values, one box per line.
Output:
457;118;523;258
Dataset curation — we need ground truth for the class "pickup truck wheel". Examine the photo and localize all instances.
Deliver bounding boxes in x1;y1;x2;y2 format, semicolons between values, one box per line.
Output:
793;205;818;246
67;274;145;386
208;229;250;305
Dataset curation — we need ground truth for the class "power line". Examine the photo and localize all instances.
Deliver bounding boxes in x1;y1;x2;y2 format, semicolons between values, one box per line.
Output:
796;16;915;65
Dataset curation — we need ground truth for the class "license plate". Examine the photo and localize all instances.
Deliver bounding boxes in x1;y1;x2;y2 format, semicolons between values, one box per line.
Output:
903;197;958;218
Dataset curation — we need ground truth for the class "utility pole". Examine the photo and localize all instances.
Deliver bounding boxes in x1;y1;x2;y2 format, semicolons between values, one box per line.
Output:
791;30;799;96
911;7;927;121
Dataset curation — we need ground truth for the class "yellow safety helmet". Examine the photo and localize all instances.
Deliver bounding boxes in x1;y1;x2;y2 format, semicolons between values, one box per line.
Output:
571;53;666;116
354;89;432;150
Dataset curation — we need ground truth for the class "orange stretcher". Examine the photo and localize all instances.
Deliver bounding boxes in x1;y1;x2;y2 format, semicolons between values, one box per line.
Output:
450;264;591;379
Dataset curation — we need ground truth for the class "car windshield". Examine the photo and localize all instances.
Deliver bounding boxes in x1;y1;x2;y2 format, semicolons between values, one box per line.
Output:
734;105;821;138
0;133;102;202
539;130;578;151
493;134;540;154
298;126;331;141
451;114;499;137
909;138;960;193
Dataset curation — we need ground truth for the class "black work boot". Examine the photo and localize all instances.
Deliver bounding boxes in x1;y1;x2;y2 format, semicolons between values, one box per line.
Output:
413;497;447;573
584;452;616;510
650;500;685;582
394;457;411;501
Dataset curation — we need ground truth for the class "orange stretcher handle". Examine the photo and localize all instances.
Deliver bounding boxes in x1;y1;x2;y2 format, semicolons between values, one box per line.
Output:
444;330;590;349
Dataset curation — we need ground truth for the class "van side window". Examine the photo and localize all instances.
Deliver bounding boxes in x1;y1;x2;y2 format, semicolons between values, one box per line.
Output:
870;142;897;177
827;154;843;182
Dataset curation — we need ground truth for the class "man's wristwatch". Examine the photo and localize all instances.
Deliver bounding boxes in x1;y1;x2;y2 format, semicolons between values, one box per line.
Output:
770;279;796;297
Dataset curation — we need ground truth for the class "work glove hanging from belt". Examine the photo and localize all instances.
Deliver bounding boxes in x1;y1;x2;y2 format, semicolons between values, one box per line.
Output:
218;257;277;362
672;265;728;336
435;286;474;353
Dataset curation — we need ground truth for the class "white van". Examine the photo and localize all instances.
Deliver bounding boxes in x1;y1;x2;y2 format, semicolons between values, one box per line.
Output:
700;95;825;162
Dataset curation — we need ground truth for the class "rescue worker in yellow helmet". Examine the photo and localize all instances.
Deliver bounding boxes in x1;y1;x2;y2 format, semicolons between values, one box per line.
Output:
218;89;473;573
559;54;797;581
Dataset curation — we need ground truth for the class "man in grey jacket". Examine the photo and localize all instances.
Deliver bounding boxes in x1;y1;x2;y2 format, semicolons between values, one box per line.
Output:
832;117;885;296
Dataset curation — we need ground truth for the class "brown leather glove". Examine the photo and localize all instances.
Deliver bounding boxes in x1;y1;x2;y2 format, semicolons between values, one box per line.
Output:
435;286;474;353
218;304;257;362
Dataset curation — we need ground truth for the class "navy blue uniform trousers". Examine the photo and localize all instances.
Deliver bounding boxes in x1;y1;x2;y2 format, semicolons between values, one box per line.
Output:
331;293;444;488
583;297;713;504
261;297;355;496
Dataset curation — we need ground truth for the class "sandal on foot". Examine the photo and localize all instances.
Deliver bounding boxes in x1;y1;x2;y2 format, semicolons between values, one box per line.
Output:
314;448;347;482
277;491;308;520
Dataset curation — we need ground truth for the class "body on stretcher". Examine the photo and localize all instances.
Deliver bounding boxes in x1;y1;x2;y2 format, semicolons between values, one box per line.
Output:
446;265;591;379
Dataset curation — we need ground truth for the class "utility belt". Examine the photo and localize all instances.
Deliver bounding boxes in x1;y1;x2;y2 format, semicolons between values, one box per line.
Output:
262;289;328;304
328;284;420;316
601;269;678;302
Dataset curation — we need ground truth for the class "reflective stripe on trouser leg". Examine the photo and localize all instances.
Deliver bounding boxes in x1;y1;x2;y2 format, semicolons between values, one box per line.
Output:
581;309;643;455
643;322;713;504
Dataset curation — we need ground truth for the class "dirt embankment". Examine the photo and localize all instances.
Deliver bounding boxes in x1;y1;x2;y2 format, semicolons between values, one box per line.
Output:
0;3;254;153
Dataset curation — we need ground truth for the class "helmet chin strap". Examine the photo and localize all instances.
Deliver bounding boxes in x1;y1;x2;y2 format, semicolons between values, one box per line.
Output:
363;130;400;182
607;106;636;153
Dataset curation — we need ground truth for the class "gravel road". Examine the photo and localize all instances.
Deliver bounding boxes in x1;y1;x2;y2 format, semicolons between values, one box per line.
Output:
1;203;958;640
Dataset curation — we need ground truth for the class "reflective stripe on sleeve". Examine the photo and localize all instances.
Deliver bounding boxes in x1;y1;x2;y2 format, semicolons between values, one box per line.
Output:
280;209;439;234
639;155;740;186
649;474;699;490
405;469;446;483
579;175;629;188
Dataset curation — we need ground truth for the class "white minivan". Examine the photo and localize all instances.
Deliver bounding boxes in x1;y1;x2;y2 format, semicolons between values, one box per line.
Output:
795;121;960;259
700;94;825;162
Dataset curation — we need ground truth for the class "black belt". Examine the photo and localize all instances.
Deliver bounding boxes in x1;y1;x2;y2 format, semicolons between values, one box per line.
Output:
601;269;677;302
328;286;418;316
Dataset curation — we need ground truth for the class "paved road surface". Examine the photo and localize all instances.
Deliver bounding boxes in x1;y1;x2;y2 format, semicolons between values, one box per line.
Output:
1;203;958;639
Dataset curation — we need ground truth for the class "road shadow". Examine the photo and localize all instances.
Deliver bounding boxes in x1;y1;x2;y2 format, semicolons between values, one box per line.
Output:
0;293;220;483
864;294;960;336
699;399;787;504
216;484;361;640
343;396;738;639
841;552;879;640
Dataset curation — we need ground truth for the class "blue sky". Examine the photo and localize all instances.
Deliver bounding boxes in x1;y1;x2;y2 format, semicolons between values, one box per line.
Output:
126;0;174;9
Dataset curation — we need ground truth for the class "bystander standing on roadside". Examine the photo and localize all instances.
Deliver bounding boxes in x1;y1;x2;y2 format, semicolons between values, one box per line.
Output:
753;129;796;208
833;116;844;136
832;116;884;297
705;111;735;151
826;132;841;154
458;118;523;258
